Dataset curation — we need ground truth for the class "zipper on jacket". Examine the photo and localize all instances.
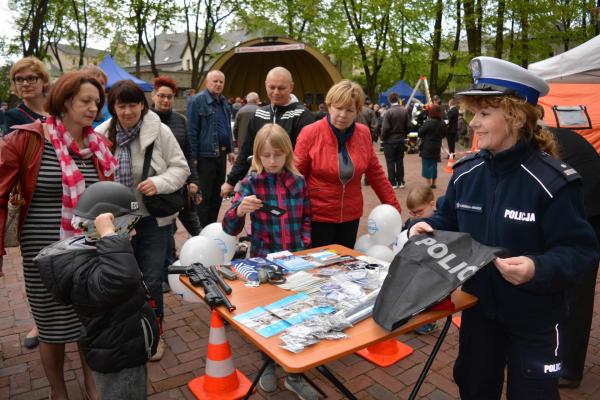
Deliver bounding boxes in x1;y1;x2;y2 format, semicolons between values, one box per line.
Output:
486;157;498;244
275;175;290;248
337;148;356;223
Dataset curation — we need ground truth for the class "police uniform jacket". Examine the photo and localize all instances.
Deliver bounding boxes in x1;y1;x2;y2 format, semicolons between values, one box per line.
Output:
423;140;599;330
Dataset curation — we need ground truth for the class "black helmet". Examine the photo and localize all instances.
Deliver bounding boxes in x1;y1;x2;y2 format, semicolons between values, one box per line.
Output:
75;181;141;219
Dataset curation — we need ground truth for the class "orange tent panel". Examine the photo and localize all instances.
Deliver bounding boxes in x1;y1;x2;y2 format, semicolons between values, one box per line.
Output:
538;83;600;154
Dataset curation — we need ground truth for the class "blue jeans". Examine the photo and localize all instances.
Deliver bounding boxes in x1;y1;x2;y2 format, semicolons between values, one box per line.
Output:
132;217;171;319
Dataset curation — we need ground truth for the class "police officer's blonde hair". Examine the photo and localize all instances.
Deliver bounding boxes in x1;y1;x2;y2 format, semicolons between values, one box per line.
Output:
461;96;558;157
251;123;299;175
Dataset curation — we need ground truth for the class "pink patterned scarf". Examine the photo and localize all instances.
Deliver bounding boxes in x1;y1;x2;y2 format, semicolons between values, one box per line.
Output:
45;116;118;239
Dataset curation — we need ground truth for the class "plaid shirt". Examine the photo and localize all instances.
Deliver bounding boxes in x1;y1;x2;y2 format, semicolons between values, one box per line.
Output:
222;170;311;258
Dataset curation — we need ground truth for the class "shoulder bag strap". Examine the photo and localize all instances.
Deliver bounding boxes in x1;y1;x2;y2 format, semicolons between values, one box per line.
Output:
141;142;155;181
16;106;38;122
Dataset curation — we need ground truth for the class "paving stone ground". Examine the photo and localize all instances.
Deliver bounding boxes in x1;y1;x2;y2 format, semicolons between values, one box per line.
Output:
1;146;599;399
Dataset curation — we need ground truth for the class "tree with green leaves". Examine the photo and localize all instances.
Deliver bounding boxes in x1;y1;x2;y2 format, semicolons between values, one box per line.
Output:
183;0;234;89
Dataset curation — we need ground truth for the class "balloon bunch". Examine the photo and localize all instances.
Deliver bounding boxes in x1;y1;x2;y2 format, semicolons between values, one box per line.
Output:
169;223;238;303
354;205;403;263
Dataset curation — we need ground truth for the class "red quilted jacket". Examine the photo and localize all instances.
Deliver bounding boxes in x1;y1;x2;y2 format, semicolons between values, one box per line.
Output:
294;118;401;223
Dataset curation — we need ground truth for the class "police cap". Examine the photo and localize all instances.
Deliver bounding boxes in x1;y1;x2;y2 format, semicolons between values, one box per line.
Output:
457;56;549;105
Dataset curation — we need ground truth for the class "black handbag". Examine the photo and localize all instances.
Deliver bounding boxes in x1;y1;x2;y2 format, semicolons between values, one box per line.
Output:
373;230;506;331
141;142;186;217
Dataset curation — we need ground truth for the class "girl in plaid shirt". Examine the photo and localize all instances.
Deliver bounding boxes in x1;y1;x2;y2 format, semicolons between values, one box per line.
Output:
222;123;311;258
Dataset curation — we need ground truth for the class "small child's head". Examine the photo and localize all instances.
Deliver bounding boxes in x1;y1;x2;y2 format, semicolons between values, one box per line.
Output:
72;181;142;241
252;123;298;175
406;185;436;219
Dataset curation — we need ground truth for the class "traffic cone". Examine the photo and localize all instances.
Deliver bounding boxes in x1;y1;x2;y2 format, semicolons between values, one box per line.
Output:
356;339;414;367
188;310;254;399
470;133;479;152
445;153;455;173
452;316;461;328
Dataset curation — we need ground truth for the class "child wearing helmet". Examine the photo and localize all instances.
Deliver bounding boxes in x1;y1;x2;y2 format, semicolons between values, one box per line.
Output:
35;181;159;400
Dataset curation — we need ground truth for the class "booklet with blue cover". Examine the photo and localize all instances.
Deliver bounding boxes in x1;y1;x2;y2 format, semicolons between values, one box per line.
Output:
233;293;336;337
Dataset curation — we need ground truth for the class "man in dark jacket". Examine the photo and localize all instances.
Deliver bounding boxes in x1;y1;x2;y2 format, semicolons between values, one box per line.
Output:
445;97;459;158
220;67;314;197
233;91;260;151
187;70;234;226
381;92;410;188
35;182;159;400
551;127;600;388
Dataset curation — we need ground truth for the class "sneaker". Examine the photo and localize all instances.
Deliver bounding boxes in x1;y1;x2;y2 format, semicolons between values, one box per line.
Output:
259;361;277;392
162;281;171;293
415;322;437;335
284;374;322;400
399;183;405;189
150;337;166;361
430;184;437;189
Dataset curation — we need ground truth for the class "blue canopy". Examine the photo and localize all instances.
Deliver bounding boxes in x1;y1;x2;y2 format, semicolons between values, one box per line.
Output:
378;80;425;106
99;55;153;92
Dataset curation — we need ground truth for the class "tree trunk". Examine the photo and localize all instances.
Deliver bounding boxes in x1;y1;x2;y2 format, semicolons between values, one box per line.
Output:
429;0;443;96
438;0;462;94
23;0;50;57
494;0;506;58
463;0;477;57
519;0;529;67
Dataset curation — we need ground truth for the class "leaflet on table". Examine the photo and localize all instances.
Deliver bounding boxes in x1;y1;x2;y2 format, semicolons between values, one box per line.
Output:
231;257;275;280
233;293;336;338
266;250;316;272
301;250;355;266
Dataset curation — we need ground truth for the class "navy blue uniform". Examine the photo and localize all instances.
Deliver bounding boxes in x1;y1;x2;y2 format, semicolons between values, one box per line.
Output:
424;140;599;399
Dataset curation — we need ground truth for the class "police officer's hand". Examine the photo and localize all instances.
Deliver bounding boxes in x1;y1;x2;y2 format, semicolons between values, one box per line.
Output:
95;213;116;237
137;179;157;196
493;256;535;285
236;195;262;217
409;222;434;237
227;153;236;164
221;182;234;198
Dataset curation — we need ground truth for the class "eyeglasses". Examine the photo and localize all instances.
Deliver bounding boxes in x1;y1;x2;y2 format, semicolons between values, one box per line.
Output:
156;93;174;100
13;75;40;85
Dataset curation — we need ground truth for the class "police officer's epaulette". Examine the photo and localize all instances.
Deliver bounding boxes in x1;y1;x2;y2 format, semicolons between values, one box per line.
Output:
452;152;481;169
523;152;581;196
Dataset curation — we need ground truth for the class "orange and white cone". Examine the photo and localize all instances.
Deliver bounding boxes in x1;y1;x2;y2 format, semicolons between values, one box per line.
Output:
188;310;253;400
445;153;455;173
356;339;414;368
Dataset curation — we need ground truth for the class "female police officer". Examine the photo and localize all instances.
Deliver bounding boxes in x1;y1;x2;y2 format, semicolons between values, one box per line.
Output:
410;57;599;399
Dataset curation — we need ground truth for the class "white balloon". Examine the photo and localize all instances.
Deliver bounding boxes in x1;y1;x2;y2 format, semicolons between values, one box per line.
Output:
199;222;238;263
392;230;410;254
168;271;202;303
366;244;395;263
179;235;225;267
367;204;403;246
354;234;374;252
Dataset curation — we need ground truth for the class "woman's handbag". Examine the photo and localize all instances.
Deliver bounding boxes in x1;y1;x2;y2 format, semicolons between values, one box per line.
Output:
4;134;40;247
141;142;186;218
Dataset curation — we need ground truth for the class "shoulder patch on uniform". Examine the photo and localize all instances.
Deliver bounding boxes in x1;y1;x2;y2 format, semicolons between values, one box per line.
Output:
453;152;481;168
522;153;581;197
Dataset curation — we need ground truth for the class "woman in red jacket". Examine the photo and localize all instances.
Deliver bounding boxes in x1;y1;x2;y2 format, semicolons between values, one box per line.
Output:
295;80;401;248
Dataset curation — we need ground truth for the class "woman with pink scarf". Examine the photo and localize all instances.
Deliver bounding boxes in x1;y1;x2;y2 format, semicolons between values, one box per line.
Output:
0;71;117;400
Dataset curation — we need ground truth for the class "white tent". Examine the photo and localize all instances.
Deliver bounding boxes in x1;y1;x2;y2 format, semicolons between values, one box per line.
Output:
529;35;600;83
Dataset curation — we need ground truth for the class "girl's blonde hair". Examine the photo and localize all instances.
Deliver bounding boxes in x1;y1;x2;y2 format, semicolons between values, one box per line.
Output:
251;123;299;174
461;95;558;157
406;185;435;210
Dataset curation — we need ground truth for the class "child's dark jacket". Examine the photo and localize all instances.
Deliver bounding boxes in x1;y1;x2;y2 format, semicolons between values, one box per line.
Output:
35;234;159;373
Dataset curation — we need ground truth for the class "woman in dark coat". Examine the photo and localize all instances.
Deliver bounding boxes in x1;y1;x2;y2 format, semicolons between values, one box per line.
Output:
418;104;443;188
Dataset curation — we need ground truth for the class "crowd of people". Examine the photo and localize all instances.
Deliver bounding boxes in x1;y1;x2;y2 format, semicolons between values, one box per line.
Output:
0;54;598;400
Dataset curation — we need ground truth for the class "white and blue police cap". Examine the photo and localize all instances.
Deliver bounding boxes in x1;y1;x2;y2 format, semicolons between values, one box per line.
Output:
457;56;548;105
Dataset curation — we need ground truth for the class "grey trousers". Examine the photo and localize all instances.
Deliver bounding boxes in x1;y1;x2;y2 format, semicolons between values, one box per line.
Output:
92;364;147;400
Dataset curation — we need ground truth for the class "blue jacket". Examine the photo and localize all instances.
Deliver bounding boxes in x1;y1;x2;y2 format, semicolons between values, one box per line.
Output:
423;140;599;329
187;88;233;158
